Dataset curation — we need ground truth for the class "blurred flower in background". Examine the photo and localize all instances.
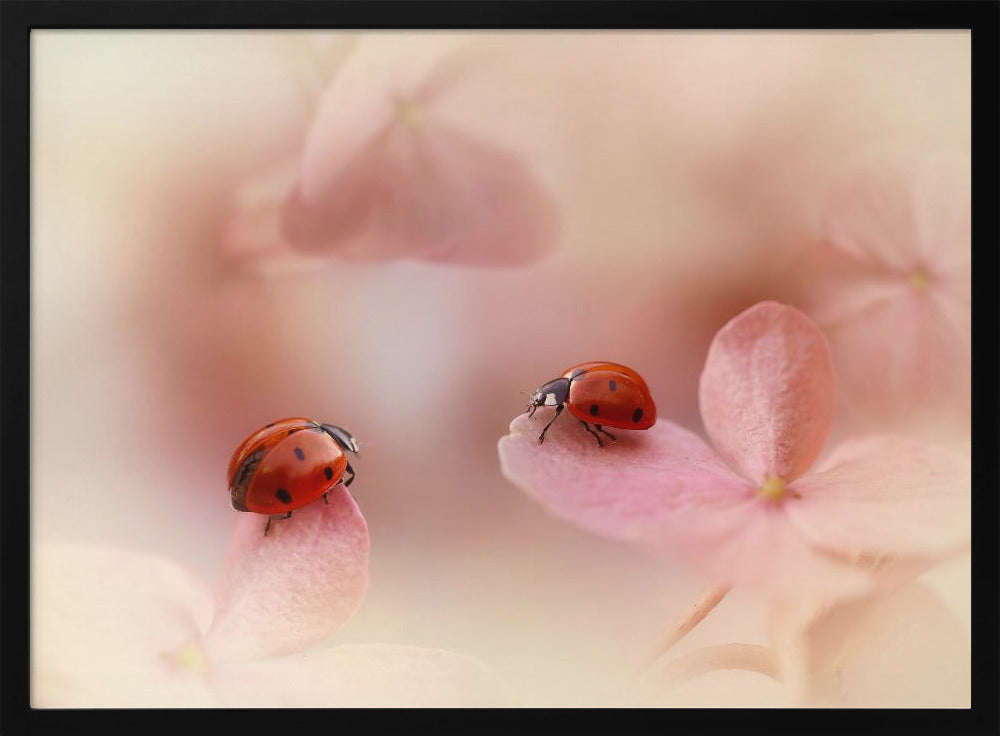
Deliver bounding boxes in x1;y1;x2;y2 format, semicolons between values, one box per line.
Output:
225;33;559;269
32;31;971;707
791;152;971;442
34;494;500;707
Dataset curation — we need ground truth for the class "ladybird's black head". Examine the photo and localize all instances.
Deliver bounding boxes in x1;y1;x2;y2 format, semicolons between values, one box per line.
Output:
527;377;571;417
319;423;360;454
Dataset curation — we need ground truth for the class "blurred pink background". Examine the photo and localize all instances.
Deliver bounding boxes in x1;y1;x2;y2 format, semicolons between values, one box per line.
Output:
32;31;970;706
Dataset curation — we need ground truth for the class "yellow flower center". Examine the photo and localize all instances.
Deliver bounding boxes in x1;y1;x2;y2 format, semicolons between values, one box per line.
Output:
758;476;787;501
165;640;207;673
910;268;930;290
396;98;422;127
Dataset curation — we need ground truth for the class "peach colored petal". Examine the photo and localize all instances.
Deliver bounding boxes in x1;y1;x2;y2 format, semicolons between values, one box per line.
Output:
698;301;836;484
32;544;218;707
499;412;749;544
211;644;503;708
786;436;970;559
203;488;370;662
770;583;970;707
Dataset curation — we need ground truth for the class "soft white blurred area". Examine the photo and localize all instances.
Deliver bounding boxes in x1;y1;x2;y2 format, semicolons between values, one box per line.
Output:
32;31;970;707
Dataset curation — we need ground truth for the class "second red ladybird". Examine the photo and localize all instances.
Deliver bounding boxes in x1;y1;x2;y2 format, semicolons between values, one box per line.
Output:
526;362;656;446
228;417;360;536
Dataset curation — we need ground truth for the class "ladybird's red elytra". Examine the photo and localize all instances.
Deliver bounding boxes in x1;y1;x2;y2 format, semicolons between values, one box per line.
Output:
228;417;359;536
526;362;657;446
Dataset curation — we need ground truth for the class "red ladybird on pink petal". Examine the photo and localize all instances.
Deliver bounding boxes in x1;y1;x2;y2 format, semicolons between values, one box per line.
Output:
526;362;657;446
228;418;360;535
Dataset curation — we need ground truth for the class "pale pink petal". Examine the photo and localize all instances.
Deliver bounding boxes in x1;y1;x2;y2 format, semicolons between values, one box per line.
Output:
203;488;370;662
667;504;873;598
823;153;969;272
33;544;219;707
825;290;971;438
220;154;329;273
824;163;922;272
698;301;836;484
212;644;503;708
281;34;558;266
798;154;971;439
499;412;750;544
296;33;473;199
907;154;971;273
283;121;559;266
499;413;871;596
786;436;970;559
770;583;970;707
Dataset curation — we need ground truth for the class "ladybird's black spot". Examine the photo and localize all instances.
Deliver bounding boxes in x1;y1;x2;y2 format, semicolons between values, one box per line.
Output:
324;466;334;481
275;488;292;504
294;447;305;461
589;404;600;417
632;408;644;423
608;379;618;392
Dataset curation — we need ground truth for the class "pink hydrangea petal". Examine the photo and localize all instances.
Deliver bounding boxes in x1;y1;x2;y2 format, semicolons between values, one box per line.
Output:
220;155;329;273
499;412;750;544
822;153;969;273
33;544;219;707
203;488;370;662
211;644;503;707
296;33;472;200
827;292;971;436
645;498;873;598
698;301;836;484
770;583;970;707
499;413;871;596
283;120;559;265
280;33;558;266
786;436;970;559
824;164;921;272
908;154;971;273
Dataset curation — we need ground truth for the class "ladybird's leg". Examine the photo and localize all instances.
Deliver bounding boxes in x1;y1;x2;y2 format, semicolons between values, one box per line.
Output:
343;461;356;488
263;512;293;537
594;424;618;442
579;420;604;448
536;404;564;444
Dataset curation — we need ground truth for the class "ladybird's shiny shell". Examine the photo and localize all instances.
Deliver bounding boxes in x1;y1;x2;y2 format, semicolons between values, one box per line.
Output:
562;362;656;430
227;417;317;485
228;418;347;514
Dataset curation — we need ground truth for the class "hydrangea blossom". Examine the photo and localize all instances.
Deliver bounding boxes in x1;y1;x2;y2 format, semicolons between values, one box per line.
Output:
499;301;970;598
224;34;558;269
795;153;971;439
33;492;499;707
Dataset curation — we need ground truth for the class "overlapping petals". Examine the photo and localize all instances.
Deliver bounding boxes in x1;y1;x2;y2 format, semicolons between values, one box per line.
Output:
798;153;971;438
499;301;970;598
204;491;370;662
224;34;559;269
769;582;971;706
34;488;500;707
